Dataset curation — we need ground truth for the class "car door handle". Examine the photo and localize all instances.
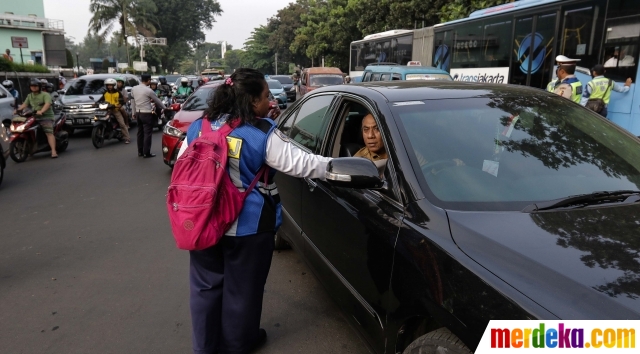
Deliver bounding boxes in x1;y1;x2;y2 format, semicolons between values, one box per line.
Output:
304;178;317;192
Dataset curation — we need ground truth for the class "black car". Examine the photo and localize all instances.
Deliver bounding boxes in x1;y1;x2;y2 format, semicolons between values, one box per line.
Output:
273;81;640;354
270;75;296;102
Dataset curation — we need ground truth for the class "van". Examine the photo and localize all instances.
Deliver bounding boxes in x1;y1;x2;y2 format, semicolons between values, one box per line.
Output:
361;63;452;82
300;67;344;96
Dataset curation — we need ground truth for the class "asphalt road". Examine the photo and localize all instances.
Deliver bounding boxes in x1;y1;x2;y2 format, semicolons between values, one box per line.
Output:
0;126;370;354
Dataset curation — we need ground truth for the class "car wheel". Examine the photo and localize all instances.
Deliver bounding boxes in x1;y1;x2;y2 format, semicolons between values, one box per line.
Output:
403;328;472;354
10;139;29;163
274;231;291;250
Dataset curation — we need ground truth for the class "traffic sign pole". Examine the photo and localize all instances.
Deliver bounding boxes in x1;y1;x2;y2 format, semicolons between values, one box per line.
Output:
19;46;23;64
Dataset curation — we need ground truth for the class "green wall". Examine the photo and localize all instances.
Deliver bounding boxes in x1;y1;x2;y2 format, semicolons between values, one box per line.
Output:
2;1;46;17
0;29;44;64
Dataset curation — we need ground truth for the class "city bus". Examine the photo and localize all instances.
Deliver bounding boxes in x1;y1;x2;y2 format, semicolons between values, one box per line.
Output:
349;29;415;79
349;0;640;134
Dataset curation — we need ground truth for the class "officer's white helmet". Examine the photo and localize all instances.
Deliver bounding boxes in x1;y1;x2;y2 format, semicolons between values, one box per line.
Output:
1;80;12;90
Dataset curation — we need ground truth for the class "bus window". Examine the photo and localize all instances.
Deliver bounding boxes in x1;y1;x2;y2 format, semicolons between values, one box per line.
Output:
393;35;413;65
560;2;606;72
372;73;382;81
433;31;452;71
603;20;639;82
482;16;512;68
363;72;372;82
452;22;484;69
607;0;640;18
381;73;391;81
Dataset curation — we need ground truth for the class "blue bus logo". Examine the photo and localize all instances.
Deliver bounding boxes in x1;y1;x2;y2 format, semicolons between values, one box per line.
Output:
434;44;450;71
517;33;546;75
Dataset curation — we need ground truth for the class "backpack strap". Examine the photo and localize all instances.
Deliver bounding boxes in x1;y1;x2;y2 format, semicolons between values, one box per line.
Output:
243;165;270;201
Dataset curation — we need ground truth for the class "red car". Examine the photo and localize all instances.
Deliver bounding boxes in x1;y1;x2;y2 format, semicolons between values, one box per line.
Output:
161;83;278;167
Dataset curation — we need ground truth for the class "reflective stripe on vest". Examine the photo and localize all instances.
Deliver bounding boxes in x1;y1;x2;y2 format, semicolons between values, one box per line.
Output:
588;77;612;104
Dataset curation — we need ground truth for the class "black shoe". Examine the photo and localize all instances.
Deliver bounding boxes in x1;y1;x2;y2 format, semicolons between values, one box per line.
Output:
249;328;267;352
143;153;156;158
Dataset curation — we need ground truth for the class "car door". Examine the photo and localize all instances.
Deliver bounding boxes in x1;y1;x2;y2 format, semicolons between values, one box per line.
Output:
274;94;337;250
0;86;13;121
300;95;402;351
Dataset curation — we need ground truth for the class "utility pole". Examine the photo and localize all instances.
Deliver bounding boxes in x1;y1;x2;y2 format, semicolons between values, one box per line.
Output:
275;53;278;75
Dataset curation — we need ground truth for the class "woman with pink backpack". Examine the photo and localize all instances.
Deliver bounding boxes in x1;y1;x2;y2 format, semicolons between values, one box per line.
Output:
175;68;331;354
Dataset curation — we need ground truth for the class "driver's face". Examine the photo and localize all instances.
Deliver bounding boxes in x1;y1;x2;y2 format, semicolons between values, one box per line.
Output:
362;114;384;155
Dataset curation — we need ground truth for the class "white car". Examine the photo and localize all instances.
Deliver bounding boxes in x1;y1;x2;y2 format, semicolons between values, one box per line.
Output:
0;85;14;185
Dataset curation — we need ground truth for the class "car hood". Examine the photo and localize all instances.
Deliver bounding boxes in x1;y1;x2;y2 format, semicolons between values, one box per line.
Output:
447;204;640;319
60;95;96;105
269;88;284;94
171;109;204;132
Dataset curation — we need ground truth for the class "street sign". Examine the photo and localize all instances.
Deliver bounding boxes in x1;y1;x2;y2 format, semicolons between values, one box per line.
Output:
11;37;29;48
133;61;148;72
117;63;129;69
151;66;156;73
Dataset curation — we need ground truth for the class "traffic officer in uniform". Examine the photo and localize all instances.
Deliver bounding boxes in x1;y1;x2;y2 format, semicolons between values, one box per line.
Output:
546;55;583;103
131;74;166;157
581;64;632;118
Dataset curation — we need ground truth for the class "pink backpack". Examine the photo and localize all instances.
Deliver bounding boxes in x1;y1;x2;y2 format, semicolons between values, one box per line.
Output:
167;118;267;250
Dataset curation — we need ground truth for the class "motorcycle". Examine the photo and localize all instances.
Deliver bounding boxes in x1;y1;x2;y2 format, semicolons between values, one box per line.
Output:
152;97;169;131
89;98;126;149
173;94;188;104
9;110;69;162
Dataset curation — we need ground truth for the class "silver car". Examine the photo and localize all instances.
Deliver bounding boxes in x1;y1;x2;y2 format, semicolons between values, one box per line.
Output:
0;85;14;185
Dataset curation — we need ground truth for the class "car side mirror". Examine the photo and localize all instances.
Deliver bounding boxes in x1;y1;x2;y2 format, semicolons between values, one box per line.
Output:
125;86;132;92
58;89;65;94
325;157;385;189
170;103;181;111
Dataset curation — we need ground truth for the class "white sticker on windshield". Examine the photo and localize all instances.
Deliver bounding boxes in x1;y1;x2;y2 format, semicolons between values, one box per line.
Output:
393;101;425;106
482;160;500;177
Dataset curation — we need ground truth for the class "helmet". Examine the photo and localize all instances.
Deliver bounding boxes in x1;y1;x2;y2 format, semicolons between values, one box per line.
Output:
115;77;125;83
29;78;41;87
158;76;167;85
150;79;158;85
40;79;49;87
46;83;54;92
104;78;117;87
180;77;189;83
1;80;12;90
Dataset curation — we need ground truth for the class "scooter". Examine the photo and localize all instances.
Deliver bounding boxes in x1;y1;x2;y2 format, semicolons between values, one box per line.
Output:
9;109;69;162
152;100;169;131
89;98;126;149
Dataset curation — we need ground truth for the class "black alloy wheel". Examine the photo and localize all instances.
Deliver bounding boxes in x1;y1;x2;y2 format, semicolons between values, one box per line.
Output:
9;139;29;163
91;125;105;149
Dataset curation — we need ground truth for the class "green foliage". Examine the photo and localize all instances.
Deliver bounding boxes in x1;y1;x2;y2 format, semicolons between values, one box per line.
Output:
440;0;512;23
101;58;111;72
223;49;244;73
0;57;50;73
88;0;158;45
64;49;75;69
242;26;276;73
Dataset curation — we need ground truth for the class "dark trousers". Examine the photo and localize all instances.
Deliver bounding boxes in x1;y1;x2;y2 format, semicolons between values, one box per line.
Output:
136;112;154;155
600;106;608;119
189;232;275;354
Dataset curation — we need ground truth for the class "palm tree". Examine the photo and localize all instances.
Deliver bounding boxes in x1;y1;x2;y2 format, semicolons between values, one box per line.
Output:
88;0;158;65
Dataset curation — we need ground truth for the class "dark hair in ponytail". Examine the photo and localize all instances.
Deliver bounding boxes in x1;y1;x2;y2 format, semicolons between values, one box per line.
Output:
204;68;267;125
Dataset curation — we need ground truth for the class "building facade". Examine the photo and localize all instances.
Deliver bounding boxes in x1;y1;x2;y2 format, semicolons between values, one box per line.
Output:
0;1;64;65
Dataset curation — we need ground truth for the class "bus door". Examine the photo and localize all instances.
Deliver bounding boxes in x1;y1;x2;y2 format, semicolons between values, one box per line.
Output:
510;12;558;89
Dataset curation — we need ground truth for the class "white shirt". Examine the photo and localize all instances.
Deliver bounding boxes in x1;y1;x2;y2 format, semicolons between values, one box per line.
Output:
177;125;332;180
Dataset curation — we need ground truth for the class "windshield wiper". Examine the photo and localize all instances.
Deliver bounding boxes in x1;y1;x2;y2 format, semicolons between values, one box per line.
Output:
522;190;640;212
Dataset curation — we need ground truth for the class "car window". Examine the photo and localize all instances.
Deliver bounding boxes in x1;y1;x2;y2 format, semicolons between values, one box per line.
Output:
273;76;293;85
392;74;402;81
66;78;106;95
395;95;640;211
279;107;299;136
363;72;372;82
267;80;283;89
127;77;139;87
381;73;391;81
372;73;381;82
182;87;215;111
290;95;334;152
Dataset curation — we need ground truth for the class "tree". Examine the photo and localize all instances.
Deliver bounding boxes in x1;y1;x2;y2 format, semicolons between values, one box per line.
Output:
63;49;74;69
101;58;111;72
223;49;244;73
242;26;275;73
440;0;513;22
153;0;223;73
88;0;158;44
266;0;311;68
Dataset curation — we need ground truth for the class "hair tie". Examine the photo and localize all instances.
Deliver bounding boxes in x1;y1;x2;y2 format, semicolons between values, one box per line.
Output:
225;78;234;86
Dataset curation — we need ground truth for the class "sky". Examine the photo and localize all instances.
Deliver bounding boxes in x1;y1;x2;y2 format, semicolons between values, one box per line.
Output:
42;0;295;49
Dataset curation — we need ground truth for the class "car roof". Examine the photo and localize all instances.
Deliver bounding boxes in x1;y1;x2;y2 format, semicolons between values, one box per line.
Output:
304;67;343;74
77;74;135;80
311;80;549;102
364;65;450;76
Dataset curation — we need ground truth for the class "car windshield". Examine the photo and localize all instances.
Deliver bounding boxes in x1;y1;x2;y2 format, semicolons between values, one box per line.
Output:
272;76;293;85
182;86;214;111
65;78;107;96
267;80;283;89
310;75;343;86
405;73;452;81
166;75;181;83
394;95;640;211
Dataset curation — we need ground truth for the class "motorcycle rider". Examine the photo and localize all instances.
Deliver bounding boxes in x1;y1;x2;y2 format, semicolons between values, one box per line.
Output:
2;80;19;103
14;78;58;158
150;79;162;96
115;77;131;128
173;77;193;101
96;78;130;144
158;76;172;96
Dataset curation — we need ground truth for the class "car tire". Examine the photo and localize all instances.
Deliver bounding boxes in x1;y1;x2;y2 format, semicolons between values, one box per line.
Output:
274;231;291;250
402;328;472;354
